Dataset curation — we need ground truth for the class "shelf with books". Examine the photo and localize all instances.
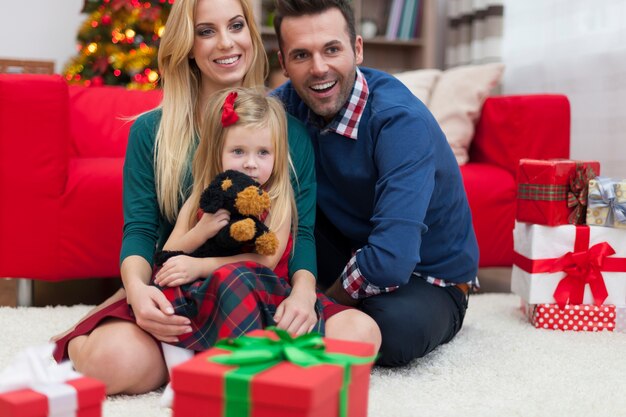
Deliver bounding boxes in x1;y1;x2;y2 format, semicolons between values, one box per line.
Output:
252;0;437;74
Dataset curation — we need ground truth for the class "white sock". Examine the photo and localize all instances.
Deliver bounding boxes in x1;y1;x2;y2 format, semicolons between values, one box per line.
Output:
160;343;194;408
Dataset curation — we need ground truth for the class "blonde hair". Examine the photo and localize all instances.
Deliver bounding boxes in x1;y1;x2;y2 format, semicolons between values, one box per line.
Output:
188;87;296;237
155;0;268;222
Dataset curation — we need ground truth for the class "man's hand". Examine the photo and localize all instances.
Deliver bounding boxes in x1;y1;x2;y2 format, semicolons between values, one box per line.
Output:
126;282;192;343
325;278;359;306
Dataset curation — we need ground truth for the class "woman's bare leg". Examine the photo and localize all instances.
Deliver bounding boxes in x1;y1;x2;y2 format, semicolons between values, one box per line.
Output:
325;309;382;353
50;288;127;342
68;319;168;395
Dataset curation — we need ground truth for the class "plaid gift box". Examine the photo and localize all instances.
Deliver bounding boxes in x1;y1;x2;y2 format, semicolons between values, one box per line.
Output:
171;328;376;417
587;176;626;229
511;222;626;308
516;159;600;226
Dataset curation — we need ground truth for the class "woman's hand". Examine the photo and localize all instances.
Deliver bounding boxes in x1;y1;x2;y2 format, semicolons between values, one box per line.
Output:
153;255;205;287
274;270;318;335
125;281;192;343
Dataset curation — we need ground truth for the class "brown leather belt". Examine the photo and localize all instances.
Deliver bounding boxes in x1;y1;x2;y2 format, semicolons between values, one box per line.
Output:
455;283;470;296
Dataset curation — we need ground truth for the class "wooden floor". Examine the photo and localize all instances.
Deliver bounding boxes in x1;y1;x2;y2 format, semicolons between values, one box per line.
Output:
0;279;17;307
0;277;120;307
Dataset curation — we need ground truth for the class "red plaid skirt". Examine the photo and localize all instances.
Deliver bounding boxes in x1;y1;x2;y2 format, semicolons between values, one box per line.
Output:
156;260;341;351
53;262;348;361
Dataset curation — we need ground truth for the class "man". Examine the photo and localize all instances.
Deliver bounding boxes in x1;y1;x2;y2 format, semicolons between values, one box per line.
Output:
272;0;479;366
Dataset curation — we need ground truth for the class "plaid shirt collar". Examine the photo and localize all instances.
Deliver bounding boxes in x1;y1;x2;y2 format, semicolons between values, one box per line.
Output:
309;67;369;140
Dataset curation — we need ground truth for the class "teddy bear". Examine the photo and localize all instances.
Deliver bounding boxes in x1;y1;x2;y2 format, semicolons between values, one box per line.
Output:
154;170;279;267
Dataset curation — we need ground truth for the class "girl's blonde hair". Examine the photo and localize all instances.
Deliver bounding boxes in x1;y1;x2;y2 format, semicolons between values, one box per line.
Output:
188;87;296;237
155;0;268;222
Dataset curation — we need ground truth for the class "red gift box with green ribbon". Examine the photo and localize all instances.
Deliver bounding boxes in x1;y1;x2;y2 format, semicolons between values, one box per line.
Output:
516;159;600;226
171;328;376;417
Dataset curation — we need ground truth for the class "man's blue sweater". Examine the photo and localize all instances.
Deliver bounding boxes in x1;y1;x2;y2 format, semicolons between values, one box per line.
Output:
275;67;479;287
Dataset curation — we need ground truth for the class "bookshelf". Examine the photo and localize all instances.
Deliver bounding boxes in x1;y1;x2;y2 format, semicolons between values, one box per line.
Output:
252;0;437;74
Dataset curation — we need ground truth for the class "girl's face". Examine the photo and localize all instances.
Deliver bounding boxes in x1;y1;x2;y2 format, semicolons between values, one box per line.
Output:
221;125;275;186
192;0;254;95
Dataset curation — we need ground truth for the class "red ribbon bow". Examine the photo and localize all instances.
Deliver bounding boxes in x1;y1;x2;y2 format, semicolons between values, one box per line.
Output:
221;91;239;127
549;242;613;309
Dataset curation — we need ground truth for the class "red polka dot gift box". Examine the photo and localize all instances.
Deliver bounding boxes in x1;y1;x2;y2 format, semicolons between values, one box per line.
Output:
522;303;626;332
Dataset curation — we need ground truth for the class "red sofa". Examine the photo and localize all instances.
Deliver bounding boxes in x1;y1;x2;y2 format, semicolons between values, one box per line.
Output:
0;74;570;284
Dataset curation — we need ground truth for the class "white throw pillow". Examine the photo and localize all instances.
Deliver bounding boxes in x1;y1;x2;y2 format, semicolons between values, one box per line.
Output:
393;68;442;105
428;63;505;165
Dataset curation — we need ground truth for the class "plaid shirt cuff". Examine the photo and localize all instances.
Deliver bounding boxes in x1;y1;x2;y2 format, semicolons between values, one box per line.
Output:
340;251;399;300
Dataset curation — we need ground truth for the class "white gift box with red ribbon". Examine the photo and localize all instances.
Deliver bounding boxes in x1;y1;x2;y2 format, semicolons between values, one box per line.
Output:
511;222;626;308
0;344;105;417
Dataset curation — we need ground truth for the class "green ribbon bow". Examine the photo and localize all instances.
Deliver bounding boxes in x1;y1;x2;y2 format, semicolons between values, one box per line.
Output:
209;327;376;417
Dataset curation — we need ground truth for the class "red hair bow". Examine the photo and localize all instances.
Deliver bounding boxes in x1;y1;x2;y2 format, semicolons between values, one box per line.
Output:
221;91;239;127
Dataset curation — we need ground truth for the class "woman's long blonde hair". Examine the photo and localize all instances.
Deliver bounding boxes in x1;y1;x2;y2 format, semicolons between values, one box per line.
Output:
188;87;296;236
155;0;268;222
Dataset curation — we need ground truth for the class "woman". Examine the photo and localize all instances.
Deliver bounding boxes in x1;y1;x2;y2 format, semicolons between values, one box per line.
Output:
52;0;381;395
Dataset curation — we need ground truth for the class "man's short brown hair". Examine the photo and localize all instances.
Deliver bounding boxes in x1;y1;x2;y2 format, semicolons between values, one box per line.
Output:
273;0;357;53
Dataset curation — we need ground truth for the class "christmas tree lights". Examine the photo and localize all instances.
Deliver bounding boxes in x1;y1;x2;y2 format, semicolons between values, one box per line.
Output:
64;0;174;89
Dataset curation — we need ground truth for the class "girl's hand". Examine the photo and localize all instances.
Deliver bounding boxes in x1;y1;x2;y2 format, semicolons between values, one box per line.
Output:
126;282;192;343
194;208;230;241
154;255;205;287
274;285;318;336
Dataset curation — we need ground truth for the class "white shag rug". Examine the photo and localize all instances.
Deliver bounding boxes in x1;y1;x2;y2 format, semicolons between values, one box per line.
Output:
2;293;626;417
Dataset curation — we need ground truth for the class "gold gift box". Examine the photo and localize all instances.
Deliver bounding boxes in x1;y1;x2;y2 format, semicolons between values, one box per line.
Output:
587;178;626;229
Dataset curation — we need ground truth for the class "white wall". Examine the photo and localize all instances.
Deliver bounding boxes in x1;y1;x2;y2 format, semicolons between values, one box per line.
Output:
0;0;84;74
501;0;626;178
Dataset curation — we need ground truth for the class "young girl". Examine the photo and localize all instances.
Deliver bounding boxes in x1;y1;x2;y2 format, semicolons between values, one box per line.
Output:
154;88;346;402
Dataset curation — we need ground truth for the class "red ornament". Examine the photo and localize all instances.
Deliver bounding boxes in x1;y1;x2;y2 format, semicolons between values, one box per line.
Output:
91;76;104;87
101;14;112;25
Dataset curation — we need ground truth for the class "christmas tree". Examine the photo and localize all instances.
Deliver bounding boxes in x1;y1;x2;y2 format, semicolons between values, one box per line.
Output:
64;0;174;90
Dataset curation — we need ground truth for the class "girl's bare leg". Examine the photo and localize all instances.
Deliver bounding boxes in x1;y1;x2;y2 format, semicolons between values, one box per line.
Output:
325;309;382;353
68;319;168;395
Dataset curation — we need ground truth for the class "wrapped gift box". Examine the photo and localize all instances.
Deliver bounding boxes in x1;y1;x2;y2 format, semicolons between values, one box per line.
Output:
0;376;105;417
171;329;376;417
511;222;626;307
587;177;626;229
516;159;600;226
522;302;626;332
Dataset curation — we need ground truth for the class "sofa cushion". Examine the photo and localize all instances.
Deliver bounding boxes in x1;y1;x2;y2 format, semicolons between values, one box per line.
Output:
59;157;125;278
69;85;162;158
429;63;505;166
460;162;516;267
393;68;441;104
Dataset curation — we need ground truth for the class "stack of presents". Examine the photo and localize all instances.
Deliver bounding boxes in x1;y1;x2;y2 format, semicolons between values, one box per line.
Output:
512;158;626;332
0;329;376;417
